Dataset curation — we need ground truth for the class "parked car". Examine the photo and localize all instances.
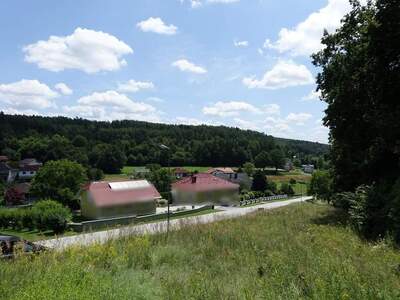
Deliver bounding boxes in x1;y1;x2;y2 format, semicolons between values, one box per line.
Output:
0;235;46;259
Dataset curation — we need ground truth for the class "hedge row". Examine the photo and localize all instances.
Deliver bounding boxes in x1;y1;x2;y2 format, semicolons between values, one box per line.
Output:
0;200;71;234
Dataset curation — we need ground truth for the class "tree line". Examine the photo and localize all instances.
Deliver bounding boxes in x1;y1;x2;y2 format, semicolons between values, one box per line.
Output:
0;113;328;174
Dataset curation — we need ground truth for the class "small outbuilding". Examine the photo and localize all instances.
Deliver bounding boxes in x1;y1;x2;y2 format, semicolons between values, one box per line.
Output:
81;180;161;220
172;173;239;206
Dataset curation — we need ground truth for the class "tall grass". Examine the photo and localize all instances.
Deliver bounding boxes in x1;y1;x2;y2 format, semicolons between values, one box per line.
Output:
1;203;399;299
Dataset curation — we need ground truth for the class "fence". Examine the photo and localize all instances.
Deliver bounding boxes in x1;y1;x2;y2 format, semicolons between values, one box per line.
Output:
239;194;288;206
69;205;214;232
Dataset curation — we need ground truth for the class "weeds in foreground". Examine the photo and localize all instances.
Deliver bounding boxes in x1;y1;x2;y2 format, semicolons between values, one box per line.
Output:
1;203;399;299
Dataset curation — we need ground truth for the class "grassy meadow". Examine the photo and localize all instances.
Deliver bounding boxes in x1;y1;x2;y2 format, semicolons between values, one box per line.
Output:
1;203;400;299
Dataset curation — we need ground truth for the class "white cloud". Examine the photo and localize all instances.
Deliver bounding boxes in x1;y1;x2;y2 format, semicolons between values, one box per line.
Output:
182;0;239;8
175;117;204;125
54;83;73;95
233;118;259;131
234;40;249;47
24;28;133;73
302;89;321;101
242;60;314;89
286;112;312;125
63;90;161;122
117;80;154;93
137;17;177;35
265;0;355;56
172;59;207;74
263;104;280;115
202;101;259;117
0;79;58;109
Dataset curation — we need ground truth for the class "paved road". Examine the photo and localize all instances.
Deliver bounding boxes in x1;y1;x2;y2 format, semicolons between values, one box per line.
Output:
37;196;312;250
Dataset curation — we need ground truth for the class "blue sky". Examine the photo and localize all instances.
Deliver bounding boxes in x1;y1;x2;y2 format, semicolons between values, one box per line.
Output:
0;0;355;143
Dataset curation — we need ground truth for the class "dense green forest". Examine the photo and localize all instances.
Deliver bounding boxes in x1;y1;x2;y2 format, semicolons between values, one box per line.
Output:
0;113;328;173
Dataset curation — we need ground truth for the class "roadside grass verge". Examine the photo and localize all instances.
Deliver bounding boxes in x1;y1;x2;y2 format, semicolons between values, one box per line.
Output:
2;203;399;299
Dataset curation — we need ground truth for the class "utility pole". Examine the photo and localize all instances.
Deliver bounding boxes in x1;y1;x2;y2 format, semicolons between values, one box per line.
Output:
160;144;171;236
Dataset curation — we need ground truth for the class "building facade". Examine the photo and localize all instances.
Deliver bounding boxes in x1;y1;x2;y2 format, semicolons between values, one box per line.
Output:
81;180;161;220
172;173;240;206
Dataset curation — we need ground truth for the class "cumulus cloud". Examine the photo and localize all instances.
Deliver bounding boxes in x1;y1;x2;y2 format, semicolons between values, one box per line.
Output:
242;60;314;89
23;28;133;73
117;80;154;93
0;79;58;109
181;0;239;8
137;17;177;35
302;89;321;101
286;112;312;125
265;0;356;56
234;40;249;47
202;101;259;117
263;104;280;115
55;83;73;95
172;59;207;74
63;90;160;122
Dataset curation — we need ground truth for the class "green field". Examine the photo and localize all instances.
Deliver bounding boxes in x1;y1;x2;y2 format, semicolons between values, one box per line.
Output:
1;203;399;299
105;166;213;180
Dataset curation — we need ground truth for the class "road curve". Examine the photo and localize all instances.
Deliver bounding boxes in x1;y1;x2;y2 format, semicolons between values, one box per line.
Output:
37;196;312;250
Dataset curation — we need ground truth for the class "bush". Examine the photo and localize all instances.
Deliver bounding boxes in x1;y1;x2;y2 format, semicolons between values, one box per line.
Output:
87;168;104;181
280;183;295;196
289;178;297;185
157;199;168;207
266;181;277;194
32;200;72;233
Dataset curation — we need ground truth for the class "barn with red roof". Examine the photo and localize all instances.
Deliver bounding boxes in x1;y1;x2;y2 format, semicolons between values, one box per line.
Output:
171;173;239;205
81;180;161;219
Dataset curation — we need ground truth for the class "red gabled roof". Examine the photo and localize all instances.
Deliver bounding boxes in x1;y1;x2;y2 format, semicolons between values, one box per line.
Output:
88;180;161;207
172;173;239;192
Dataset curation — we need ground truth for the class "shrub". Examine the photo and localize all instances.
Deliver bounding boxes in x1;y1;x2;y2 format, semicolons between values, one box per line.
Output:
32;200;72;233
289;178;297;185
280;183;294;196
266;181;277;194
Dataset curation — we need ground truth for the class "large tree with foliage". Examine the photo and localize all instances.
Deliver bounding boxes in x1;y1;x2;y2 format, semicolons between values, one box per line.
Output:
251;170;267;192
313;0;400;242
31;160;87;208
309;170;332;201
270;149;285;172
243;162;255;177
312;0;400;192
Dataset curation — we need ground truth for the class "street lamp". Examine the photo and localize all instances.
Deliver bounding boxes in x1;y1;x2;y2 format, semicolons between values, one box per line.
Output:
159;144;171;235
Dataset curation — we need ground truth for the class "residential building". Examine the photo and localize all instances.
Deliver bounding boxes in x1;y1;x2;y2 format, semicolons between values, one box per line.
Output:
0;156;8;162
18;158;42;180
0;162;17;183
172;173;240;206
81;180;161;219
207;167;252;188
302;164;315;174
173;167;190;178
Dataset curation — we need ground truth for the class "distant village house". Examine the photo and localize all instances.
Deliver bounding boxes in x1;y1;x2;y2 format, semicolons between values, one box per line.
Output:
172;173;239;206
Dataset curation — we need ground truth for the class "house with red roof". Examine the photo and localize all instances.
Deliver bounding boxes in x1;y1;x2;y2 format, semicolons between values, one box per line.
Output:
171;173;239;205
173;167;190;178
81;180;161;219
207;167;252;189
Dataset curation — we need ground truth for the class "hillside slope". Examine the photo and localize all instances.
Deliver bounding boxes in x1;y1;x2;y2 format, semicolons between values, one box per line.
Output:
1;203;399;299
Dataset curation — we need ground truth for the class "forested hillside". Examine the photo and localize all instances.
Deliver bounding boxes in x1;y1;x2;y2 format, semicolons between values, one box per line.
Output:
0;113;328;173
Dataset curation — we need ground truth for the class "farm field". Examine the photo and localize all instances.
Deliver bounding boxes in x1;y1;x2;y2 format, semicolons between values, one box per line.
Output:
1;203;399;299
